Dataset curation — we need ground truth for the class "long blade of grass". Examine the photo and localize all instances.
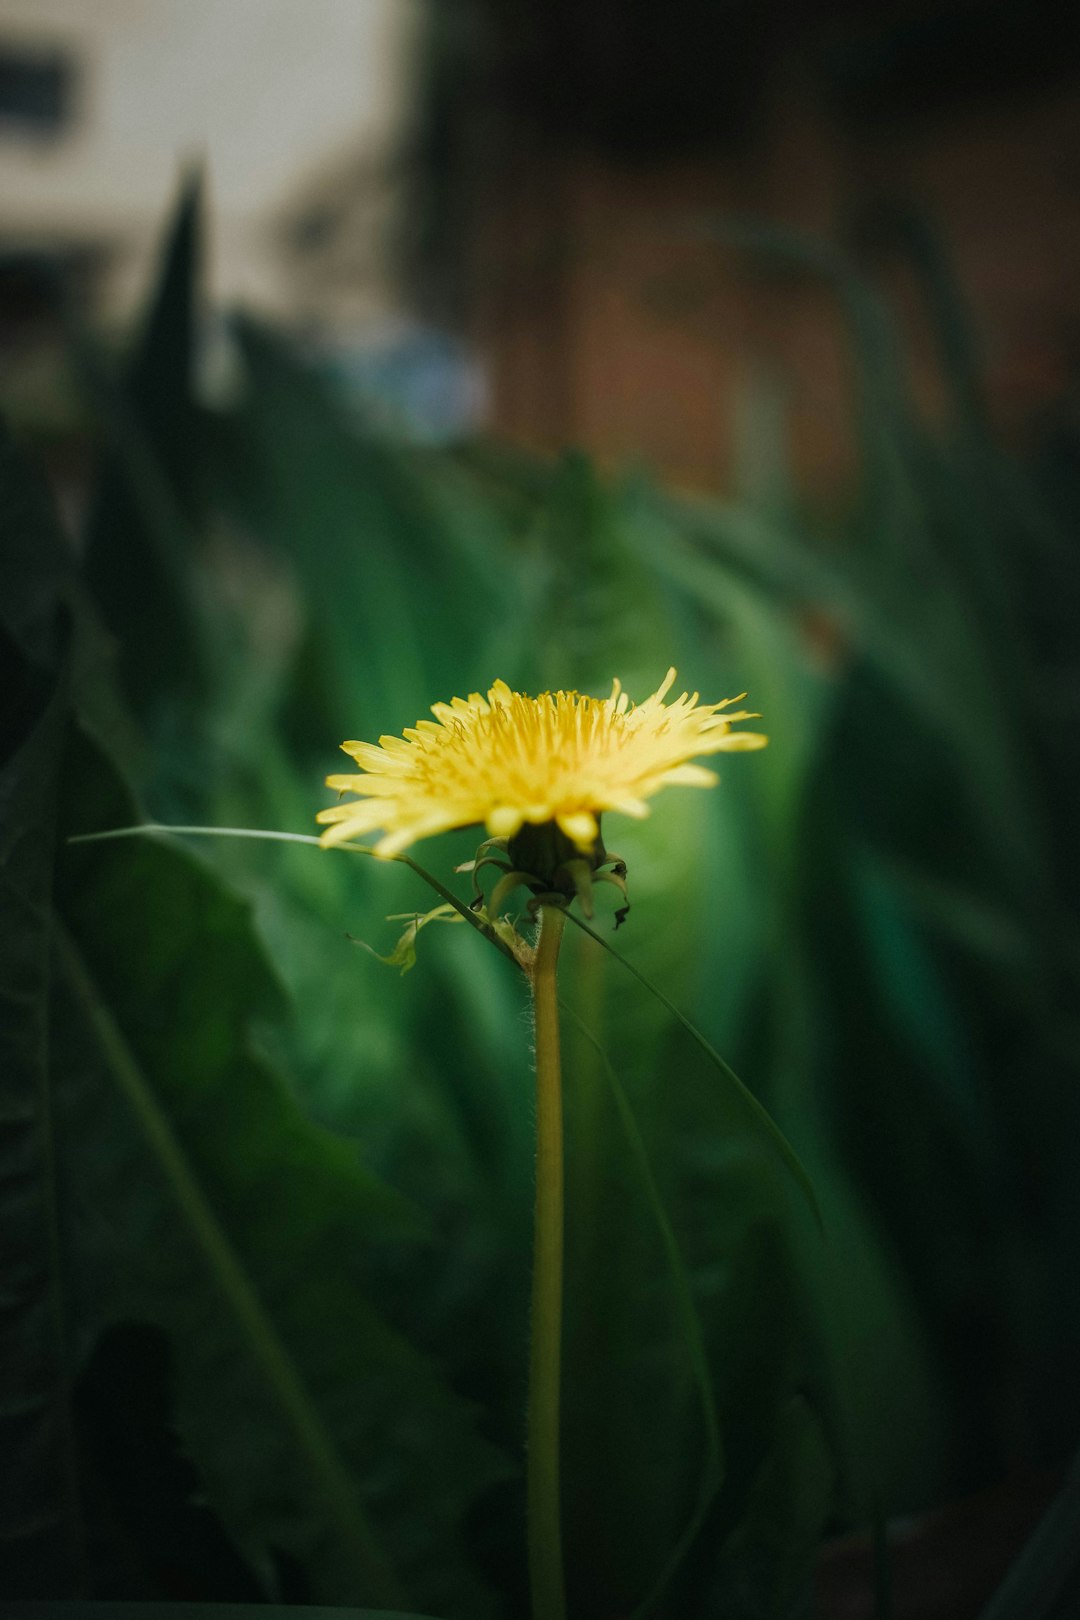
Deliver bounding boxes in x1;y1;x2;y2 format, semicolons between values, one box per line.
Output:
560;1000;723;1617
564;912;823;1232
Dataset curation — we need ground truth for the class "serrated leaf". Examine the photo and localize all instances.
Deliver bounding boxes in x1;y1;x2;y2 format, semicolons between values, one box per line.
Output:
355;905;467;976
2;414;508;1612
0;679;82;1598
52;732;507;1613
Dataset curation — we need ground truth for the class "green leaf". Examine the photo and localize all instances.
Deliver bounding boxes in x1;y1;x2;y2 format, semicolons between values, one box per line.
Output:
354;905;468;976
53;735;507;1612
2;416;507;1611
79;171;209;713
0;420;87;1598
0;429;74;678
0;679;82;1597
219;318;496;741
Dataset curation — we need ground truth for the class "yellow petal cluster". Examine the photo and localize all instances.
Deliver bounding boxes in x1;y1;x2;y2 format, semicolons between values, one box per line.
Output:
317;668;767;858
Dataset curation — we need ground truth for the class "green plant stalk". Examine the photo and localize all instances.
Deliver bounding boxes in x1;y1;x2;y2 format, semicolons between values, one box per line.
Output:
528;903;568;1620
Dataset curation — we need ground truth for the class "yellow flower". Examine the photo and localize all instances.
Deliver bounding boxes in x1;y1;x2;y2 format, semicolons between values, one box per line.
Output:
317;668;766;859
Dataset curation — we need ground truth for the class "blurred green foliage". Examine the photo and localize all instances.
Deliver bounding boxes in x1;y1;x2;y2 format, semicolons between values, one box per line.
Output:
3;179;1080;1618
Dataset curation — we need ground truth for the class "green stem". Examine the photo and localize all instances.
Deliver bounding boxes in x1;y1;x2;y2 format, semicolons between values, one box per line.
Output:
528;903;568;1620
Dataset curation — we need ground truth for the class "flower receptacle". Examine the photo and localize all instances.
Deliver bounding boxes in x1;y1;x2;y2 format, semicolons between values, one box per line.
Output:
507;818;607;899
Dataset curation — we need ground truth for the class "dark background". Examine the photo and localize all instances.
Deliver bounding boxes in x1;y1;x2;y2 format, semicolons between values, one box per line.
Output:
3;4;1080;1618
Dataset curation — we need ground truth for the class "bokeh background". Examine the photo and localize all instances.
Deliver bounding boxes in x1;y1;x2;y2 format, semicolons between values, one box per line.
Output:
4;3;1080;1618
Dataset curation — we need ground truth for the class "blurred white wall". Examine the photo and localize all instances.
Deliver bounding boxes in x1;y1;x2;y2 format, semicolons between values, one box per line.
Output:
0;0;421;321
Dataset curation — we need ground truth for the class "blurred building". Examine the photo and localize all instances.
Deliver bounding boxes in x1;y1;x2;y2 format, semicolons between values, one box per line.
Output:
3;0;1080;488
0;0;420;318
0;0;444;441
415;0;1080;498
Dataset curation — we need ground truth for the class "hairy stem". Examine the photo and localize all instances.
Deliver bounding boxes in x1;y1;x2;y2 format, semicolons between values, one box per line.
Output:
527;903;568;1620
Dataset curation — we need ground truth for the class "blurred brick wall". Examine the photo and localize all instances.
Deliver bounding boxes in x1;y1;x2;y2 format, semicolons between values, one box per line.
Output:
464;68;1080;500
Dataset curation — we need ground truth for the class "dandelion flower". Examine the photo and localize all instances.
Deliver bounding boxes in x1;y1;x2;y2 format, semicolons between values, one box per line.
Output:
317;668;766;867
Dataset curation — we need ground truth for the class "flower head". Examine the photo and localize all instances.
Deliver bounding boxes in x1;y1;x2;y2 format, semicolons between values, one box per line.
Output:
317;668;766;861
